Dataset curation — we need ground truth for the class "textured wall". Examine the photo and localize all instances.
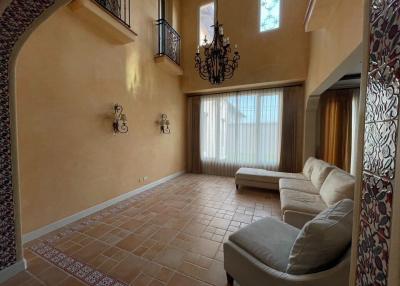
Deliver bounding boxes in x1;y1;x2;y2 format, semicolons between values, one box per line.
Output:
355;1;399;285
15;1;186;234
305;0;363;97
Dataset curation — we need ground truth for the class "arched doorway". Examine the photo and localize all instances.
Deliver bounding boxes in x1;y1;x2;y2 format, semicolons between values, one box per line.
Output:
0;0;70;279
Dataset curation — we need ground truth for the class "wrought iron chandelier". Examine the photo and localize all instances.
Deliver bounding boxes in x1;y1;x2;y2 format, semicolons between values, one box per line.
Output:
195;0;240;85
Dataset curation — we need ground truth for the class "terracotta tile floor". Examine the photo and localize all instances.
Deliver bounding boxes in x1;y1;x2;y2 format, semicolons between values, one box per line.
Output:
1;174;281;286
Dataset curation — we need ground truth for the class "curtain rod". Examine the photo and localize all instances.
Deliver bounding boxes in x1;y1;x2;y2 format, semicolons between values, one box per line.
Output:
186;82;304;97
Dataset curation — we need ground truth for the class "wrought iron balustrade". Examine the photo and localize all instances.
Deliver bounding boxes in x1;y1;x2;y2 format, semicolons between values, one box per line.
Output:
94;0;130;27
156;19;181;65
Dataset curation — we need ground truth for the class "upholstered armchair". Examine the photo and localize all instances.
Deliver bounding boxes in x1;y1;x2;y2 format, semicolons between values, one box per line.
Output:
224;201;353;286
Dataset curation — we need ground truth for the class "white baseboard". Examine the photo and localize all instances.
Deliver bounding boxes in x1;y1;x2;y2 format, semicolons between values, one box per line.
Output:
22;171;185;244
0;259;27;283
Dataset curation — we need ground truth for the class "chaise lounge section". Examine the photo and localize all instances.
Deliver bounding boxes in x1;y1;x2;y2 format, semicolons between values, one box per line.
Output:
235;157;318;191
235;157;355;228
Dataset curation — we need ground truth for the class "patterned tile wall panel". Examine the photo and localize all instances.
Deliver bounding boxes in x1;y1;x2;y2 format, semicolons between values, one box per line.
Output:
0;0;56;271
356;0;400;285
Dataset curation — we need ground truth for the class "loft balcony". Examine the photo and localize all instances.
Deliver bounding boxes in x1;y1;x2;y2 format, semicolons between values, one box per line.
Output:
70;0;136;44
94;0;130;28
155;19;183;75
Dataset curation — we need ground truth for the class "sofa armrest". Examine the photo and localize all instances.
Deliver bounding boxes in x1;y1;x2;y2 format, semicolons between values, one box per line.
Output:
224;241;350;286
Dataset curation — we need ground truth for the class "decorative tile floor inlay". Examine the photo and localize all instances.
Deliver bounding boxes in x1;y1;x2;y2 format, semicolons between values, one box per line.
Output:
31;242;128;286
1;174;281;286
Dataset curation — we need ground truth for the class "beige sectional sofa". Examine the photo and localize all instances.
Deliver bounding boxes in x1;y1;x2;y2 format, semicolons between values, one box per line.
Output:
235;157;355;228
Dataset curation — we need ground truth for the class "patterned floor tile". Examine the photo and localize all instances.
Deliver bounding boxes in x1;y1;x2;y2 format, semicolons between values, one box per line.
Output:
0;174;280;286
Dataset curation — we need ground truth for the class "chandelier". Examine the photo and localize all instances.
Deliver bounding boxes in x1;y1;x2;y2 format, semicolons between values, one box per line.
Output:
195;0;240;85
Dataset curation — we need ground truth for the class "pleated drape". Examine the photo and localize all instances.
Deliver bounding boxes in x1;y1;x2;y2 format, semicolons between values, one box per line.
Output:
320;88;355;172
279;85;305;172
187;96;202;173
199;88;283;176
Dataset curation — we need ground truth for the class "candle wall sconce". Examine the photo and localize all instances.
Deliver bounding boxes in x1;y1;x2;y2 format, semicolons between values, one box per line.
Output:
159;114;171;134
113;104;128;134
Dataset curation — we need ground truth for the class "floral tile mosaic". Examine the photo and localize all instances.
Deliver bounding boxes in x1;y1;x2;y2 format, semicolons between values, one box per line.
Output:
356;0;400;285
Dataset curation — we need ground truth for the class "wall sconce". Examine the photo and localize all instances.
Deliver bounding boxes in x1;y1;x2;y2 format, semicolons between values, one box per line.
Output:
113;104;128;134
160;114;171;134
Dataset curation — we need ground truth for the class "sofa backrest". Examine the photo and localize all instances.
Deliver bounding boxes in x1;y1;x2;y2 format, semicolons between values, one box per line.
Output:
320;169;355;206
310;160;335;189
302;157;317;179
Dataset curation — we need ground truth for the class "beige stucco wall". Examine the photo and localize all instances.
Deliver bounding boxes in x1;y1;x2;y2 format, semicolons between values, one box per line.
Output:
180;0;310;93
305;0;363;97
15;1;186;234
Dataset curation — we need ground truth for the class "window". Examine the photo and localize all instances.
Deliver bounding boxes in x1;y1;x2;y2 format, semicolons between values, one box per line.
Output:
200;89;283;175
260;0;280;32
199;2;215;45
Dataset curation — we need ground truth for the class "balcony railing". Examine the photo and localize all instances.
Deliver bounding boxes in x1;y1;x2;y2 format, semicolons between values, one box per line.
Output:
94;0;130;27
156;19;181;65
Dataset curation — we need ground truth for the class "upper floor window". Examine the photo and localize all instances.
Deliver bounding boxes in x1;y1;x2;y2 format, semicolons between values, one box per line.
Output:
199;2;215;45
260;0;280;32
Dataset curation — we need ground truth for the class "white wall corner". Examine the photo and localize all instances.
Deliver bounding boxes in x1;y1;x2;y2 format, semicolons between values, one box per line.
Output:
0;259;27;284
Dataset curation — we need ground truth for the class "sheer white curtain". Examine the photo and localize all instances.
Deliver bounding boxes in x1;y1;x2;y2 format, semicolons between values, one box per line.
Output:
200;88;283;176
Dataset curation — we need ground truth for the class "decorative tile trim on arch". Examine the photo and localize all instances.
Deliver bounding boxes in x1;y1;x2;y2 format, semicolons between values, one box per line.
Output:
0;0;57;271
356;0;400;285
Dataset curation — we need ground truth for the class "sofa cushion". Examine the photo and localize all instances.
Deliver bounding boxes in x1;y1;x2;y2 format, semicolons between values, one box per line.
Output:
280;189;327;215
320;169;355;206
303;157;316;179
229;217;300;272
235;168;307;184
283;211;318;229
310;160;334;189
279;178;319;195
286;199;354;275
